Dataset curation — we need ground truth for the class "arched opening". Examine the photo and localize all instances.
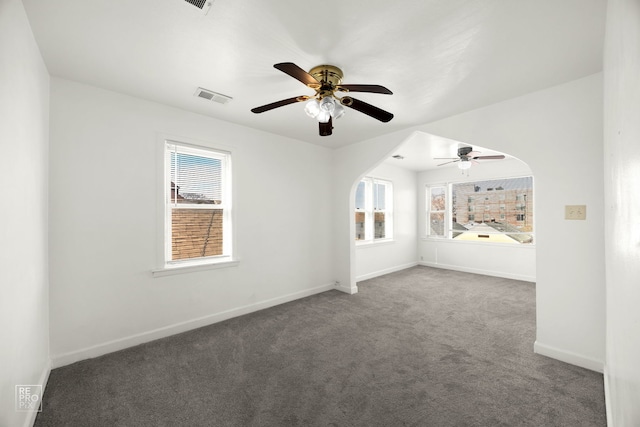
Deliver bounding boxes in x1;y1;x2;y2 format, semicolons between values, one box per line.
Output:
352;130;535;287
332;75;604;372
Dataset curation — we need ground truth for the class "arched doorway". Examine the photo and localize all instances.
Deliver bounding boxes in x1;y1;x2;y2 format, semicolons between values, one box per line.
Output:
352;131;535;287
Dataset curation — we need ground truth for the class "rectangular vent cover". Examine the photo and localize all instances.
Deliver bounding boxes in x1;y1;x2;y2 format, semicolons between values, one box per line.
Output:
185;0;207;9
184;0;213;14
195;88;233;105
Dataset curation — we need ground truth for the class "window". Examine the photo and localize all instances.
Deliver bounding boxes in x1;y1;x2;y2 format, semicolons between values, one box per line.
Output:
427;176;534;244
427;186;446;237
164;141;232;266
355;177;393;242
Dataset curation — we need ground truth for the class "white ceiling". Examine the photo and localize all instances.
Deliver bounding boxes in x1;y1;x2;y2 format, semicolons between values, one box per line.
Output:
23;0;606;152
383;132;510;172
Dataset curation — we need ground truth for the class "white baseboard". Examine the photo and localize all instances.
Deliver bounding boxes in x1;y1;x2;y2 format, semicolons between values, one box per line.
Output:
356;262;419;282
534;341;604;373
23;358;51;427
603;365;613;427
52;283;335;368
419;261;535;283
336;284;358;294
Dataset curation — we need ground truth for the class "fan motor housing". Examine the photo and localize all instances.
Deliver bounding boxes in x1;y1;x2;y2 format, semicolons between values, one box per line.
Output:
458;146;473;157
309;65;343;97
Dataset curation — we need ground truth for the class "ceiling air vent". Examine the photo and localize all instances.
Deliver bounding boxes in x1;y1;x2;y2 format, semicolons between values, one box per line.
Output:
195;87;233;105
184;0;214;14
185;0;206;9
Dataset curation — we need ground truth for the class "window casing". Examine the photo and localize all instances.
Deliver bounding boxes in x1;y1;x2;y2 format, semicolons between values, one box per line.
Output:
427;186;446;237
355;177;393;243
164;141;232;266
426;176;534;244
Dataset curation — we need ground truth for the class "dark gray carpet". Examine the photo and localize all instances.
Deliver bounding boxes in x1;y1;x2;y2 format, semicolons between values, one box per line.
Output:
35;266;606;426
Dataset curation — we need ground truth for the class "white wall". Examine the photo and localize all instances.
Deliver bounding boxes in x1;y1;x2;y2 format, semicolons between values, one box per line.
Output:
48;78;334;365
603;0;640;424
333;74;605;371
420;74;605;371
0;0;51;425
331;137;407;293
418;158;536;282
355;162;417;282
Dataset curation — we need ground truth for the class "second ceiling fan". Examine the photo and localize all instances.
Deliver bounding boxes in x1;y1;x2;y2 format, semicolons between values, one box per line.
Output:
251;62;393;136
435;146;506;170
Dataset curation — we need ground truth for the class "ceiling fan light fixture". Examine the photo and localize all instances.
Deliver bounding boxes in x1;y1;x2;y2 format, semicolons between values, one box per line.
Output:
304;98;320;118
251;62;393;136
307;96;343;122
458;160;472;170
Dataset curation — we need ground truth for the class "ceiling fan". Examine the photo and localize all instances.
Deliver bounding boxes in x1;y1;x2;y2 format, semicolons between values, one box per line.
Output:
435;146;506;170
251;62;393;137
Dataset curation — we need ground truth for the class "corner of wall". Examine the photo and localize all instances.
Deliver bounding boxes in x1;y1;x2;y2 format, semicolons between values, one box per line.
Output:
336;283;358;294
22;359;52;427
603;364;613;427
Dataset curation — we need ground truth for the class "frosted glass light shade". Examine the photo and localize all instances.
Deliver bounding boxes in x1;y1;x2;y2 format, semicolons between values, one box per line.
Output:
317;110;331;123
458;161;472;170
320;97;336;114
304;99;320;118
332;102;345;120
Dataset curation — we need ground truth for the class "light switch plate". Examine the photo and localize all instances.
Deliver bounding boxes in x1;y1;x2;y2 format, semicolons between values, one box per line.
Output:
565;205;586;220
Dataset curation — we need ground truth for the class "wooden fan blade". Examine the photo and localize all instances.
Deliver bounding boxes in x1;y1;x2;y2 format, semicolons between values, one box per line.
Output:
319;117;333;136
274;63;320;87
472;155;506;160
251;96;307;114
433;157;459;160
340;97;394;123
337;84;393;95
437;159;461;166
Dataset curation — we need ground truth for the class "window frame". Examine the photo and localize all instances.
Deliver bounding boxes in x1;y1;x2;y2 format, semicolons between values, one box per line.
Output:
355;176;394;245
426;185;448;238
153;137;236;277
425;175;534;246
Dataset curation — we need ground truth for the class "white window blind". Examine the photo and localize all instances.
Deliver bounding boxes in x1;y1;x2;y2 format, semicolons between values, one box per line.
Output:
168;144;225;206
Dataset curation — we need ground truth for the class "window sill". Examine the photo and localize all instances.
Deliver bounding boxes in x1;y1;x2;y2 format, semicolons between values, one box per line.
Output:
356;239;395;248
420;236;535;248
152;259;239;277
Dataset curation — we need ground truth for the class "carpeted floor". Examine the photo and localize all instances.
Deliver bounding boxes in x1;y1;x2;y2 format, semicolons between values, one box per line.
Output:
35;266;606;426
